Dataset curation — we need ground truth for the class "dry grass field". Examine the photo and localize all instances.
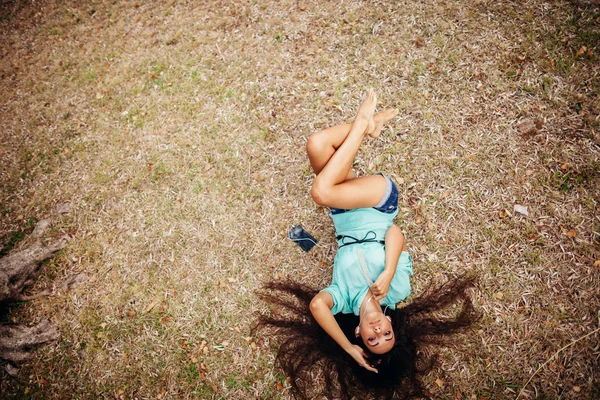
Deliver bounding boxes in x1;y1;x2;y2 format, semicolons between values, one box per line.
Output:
1;0;599;398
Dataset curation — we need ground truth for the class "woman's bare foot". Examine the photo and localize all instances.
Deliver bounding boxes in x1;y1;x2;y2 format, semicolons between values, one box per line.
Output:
355;89;377;135
367;108;399;138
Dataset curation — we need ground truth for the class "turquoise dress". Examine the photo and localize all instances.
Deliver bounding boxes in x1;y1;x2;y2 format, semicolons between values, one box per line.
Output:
321;207;413;315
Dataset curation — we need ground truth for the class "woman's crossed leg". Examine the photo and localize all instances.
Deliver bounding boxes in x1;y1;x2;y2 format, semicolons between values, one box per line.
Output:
306;89;398;210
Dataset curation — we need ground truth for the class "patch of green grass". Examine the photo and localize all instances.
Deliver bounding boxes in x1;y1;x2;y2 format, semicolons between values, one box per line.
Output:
82;68;96;82
410;59;427;83
524;249;543;266
541;163;599;193
182;362;201;384
192;383;215;398
151;160;170;181
0;218;36;256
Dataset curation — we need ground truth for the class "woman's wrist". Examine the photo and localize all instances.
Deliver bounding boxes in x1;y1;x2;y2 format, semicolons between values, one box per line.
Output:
381;268;394;279
341;341;356;353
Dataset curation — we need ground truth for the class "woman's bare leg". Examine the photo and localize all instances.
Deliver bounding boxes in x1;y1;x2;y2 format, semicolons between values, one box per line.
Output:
306;110;399;179
310;90;392;209
306;123;360;182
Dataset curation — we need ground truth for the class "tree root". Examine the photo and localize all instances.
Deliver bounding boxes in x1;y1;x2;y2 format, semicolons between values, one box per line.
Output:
0;320;60;363
0;204;70;365
0;230;67;303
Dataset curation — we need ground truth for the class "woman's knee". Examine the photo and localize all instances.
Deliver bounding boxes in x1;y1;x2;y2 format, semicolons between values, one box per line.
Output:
311;179;332;206
306;131;326;156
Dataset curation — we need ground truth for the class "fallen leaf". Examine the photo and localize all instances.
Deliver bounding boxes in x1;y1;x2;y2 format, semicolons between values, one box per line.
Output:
56;202;71;214
594;260;600;268
435;378;444;388
61;273;89;291
514;204;528;216
566;229;576;238
573;386;581;393
276;381;284;391
494;292;504;300
560;162;569;170
16;215;23;220
576;46;587;57
5;364;18;376
517;119;537;137
415;38;424;47
145;302;156;313
126;310;136;319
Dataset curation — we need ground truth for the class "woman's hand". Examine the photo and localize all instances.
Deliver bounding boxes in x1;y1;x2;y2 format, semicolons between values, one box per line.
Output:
347;345;378;373
371;270;392;301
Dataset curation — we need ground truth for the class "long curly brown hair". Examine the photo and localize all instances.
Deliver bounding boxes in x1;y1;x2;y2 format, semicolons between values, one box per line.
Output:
255;274;479;400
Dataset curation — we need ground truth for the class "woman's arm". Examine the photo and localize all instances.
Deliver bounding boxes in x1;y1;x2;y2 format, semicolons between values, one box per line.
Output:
310;292;353;350
371;224;405;300
310;292;378;373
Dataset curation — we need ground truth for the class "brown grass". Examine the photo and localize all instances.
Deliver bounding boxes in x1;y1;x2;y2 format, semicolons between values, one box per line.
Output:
0;0;598;398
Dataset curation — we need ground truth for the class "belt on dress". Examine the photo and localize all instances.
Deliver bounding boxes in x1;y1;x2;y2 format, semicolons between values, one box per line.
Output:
335;231;385;248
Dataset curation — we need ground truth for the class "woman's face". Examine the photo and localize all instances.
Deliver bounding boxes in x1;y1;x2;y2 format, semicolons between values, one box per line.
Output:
359;311;395;354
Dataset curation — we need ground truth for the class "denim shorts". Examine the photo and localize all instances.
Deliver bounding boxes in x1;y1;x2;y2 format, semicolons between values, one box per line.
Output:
331;173;398;215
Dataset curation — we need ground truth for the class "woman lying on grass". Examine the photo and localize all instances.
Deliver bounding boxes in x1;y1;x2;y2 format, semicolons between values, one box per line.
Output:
257;90;478;399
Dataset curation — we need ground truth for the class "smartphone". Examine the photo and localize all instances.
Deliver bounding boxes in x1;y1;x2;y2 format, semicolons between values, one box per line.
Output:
288;225;318;252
